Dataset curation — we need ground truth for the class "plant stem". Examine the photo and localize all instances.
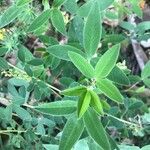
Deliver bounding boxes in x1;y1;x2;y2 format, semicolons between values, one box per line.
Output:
7;62;62;97
0;130;26;134
23;103;34;109
106;113;141;128
124;80;142;92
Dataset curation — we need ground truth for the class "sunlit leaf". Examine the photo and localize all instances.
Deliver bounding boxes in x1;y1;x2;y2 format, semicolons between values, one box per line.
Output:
89;90;104;114
77;91;91;118
61;86;86;96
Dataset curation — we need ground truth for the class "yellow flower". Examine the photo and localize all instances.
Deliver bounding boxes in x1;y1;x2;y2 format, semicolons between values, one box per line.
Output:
139;0;145;9
0;28;5;40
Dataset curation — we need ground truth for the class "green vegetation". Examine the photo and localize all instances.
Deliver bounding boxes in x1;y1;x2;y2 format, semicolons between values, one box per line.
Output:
0;0;150;149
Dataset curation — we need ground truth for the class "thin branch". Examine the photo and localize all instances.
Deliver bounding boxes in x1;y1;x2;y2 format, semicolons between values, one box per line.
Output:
106;113;141;128
124;80;142;92
7;62;62;97
0;130;26;134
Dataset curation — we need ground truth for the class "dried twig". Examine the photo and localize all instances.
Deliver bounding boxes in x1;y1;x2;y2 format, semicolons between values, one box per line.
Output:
128;14;148;70
131;39;148;70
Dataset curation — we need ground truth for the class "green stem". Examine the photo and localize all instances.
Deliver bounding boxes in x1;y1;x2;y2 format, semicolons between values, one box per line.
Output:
23;103;34;109
106;113;141;128
124;80;142;92
7;62;62;97
0;130;26;134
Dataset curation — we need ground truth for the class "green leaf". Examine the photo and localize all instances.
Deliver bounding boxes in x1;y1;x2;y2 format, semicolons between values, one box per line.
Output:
83;1;102;58
141;61;150;79
27;9;51;32
74;138;89;150
78;91;91;118
59;115;84;150
78;0;114;17
18;44;34;61
107;133;119;150
83;108;111;150
119;145;140;150
132;4;143;18
98;0;114;11
4;104;13;122
73;16;84;45
50;8;66;35
96;79;123;103
120;21;135;31
13;104;32;121
53;0;67;7
0;47;8;56
27;58;43;66
89;90;104;114
8;78;28;87
95;44;120;79
0;57;9;70
77;0;93;17
136;21;150;33
0;5;23;28
141;61;150;88
141;145;150;150
68;51;95;78
103;34;125;45
17;0;32;6
107;66;130;85
34;100;77;116
64;0;78;14
101;100;110;111
38;35;59;46
43;144;59;150
44;55;60;70
24;64;33;77
61;86;86;96
18;49;25;62
47;45;85;61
